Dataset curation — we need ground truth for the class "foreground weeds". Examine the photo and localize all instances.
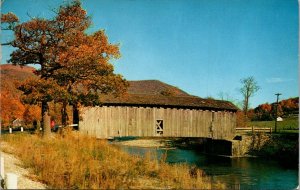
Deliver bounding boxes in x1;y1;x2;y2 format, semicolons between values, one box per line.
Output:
1;132;224;189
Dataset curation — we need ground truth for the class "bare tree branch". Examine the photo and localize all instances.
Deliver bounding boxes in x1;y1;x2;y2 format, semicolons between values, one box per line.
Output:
1;41;12;46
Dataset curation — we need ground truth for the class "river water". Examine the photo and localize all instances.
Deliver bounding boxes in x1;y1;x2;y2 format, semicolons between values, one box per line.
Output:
116;144;298;189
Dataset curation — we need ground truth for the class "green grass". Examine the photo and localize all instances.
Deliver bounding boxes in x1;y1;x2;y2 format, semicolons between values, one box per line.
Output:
248;116;299;133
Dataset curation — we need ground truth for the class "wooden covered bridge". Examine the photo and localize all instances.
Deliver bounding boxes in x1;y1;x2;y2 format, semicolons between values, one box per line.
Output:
79;80;238;140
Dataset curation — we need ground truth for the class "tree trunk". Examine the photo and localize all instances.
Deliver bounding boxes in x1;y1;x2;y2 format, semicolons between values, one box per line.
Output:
243;91;250;122
41;101;51;138
61;102;68;127
72;104;79;130
244;98;249;117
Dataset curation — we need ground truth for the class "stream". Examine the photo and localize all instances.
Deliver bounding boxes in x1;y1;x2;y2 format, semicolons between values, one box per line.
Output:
114;141;298;189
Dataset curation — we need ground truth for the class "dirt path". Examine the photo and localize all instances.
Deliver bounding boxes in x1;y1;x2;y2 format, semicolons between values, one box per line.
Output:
0;142;47;189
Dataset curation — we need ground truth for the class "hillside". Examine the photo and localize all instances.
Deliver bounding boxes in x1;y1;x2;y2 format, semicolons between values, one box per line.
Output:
127;80;190;96
0;64;38;126
0;64;36;97
0;65;190;97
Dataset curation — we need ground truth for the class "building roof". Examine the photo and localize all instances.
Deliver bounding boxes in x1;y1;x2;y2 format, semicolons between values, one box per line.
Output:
100;80;238;111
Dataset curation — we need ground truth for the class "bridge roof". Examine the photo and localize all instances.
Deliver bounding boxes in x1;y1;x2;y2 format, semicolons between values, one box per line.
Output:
101;94;238;111
99;80;238;111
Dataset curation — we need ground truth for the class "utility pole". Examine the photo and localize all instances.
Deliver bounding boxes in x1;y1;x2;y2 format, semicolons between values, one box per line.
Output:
274;93;282;133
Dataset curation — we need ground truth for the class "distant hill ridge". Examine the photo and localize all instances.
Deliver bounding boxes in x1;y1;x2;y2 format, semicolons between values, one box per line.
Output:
127;80;190;96
0;64;36;96
0;64;239;111
0;64;191;97
0;64;35;80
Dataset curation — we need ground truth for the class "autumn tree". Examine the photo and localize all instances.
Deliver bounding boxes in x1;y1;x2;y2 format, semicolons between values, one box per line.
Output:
23;105;41;128
51;4;128;126
0;90;25;127
1;12;19;46
2;2;87;136
239;76;260;120
3;1;128;132
280;98;299;115
254;103;273;121
18;78;66;134
1;1;87;137
1;13;60;137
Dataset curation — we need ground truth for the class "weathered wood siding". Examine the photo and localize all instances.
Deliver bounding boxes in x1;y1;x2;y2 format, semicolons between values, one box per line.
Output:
79;106;236;140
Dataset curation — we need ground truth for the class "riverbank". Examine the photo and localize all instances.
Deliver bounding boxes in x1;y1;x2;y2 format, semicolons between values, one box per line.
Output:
247;133;299;168
115;134;299;169
1;132;224;189
114;137;299;189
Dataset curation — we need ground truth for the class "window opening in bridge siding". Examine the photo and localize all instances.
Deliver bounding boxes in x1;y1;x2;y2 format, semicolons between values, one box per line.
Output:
156;120;163;135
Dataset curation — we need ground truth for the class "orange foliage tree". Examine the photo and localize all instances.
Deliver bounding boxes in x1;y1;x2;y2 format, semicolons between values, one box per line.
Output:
251;97;298;121
23;105;41;128
0;91;25;127
280;97;299;115
253;103;273;121
48;1;128;126
2;12;59;137
3;1;128;131
53;29;128;125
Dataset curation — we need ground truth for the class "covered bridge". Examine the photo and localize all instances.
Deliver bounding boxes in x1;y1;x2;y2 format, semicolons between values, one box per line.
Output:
79;80;238;140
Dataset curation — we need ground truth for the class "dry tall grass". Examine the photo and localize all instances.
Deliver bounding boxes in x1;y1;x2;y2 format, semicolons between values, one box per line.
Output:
1;132;224;189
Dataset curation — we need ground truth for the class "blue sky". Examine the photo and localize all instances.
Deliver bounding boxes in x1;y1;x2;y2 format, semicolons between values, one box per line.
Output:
1;0;299;108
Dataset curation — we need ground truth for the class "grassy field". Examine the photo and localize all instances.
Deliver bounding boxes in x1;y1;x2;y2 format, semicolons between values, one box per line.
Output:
248;116;299;133
1;131;224;189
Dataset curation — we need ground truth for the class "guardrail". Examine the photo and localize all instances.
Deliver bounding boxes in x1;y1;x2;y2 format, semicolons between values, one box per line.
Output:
57;124;79;128
236;126;272;133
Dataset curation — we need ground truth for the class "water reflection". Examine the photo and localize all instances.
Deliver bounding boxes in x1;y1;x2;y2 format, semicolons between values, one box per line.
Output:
116;145;298;189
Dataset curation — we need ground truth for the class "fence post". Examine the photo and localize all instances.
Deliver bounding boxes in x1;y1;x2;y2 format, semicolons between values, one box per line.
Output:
6;173;18;189
251;126;254;133
9;128;12;134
